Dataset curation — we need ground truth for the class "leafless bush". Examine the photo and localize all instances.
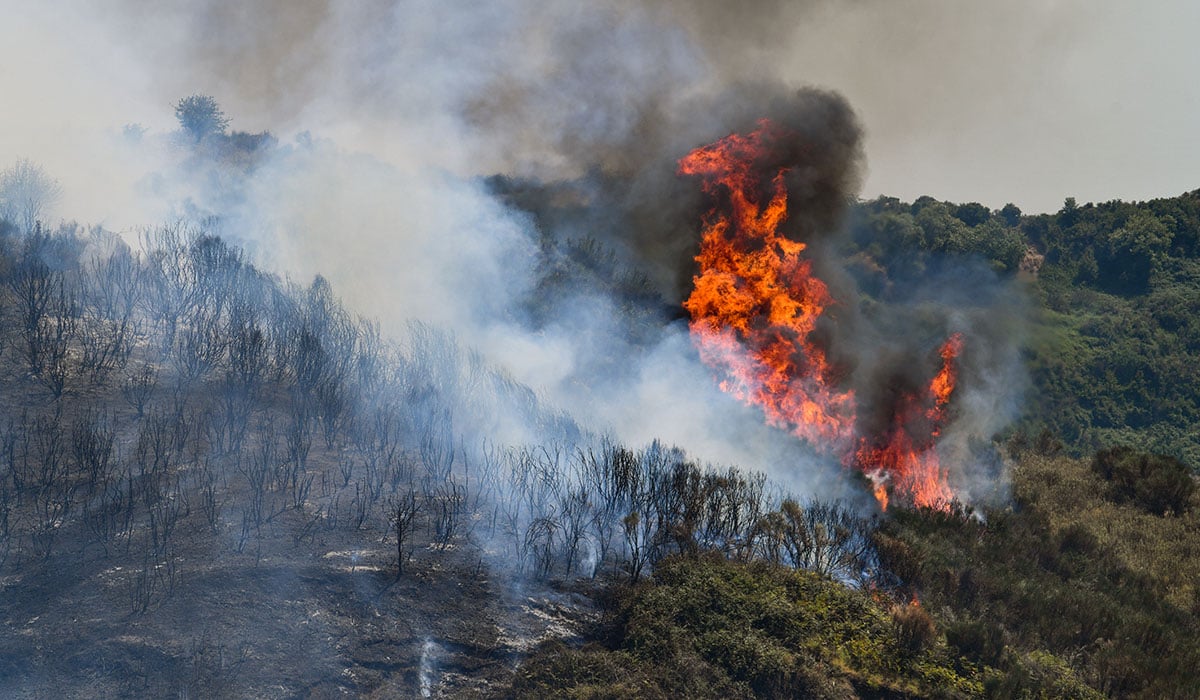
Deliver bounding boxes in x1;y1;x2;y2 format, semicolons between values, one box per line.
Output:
388;488;422;578
224;306;268;398
172;310;226;383
78;315;135;383
524;516;559;579
140;225;205;350
8;238;59;373
431;479;465;549
146;475;186;559
80;242;142;322
121;364;158;418
559;487;591;576
71;408;115;495
195;456;223;535
419;410;456;483
757;498;879;583
239;434;274;528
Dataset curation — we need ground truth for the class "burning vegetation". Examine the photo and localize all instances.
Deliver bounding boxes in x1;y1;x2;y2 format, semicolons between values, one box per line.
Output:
680;120;964;511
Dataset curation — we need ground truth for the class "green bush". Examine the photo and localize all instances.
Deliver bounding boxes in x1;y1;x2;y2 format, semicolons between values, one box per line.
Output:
1091;446;1196;515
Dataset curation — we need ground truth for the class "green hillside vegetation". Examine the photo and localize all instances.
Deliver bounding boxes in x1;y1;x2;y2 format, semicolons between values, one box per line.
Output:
845;192;1200;466
876;444;1198;698
508;553;1099;699
509;443;1197;698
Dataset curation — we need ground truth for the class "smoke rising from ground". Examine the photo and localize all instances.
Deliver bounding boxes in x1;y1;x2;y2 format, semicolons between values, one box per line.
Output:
0;0;1029;501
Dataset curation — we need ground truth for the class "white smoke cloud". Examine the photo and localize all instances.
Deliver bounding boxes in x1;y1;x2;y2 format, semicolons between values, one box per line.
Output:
0;0;1046;500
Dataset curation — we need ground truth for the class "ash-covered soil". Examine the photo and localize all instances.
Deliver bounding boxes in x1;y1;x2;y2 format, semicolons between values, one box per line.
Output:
1;516;598;698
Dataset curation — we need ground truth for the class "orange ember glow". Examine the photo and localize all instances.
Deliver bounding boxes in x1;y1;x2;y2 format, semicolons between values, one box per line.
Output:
680;120;962;511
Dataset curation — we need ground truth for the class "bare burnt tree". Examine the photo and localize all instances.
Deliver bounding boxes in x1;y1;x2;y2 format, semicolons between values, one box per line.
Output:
337;454;354;489
77;315;134;383
206;309;263;456
188;233;243;320
430;479;465;550
766;498;879;583
621;510;650;583
0;413;29;495
140;225;205;350
352;319;389;405
350;479;372;530
83;474;128;557
524;516;559;579
314;377;352;450
239;431;275;529
172;308;226;384
291;323;329;395
121;364;158;419
578;442;635;570
36;283;77;397
80;239;143;322
29;411;68;559
262;288;300;383
282;393;315;510
195;455;223;535
0;466;11;566
387;488;422;578
146;472;186;560
0;159;62;234
418;409;456;483
71;408;116;496
8;238;60;374
559;487;591;576
353;402;399;475
77;244;141;382
133;411;175;508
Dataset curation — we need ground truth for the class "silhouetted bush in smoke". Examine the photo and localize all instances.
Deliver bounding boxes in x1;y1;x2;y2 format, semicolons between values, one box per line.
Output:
0;160;62;235
174;95;230;145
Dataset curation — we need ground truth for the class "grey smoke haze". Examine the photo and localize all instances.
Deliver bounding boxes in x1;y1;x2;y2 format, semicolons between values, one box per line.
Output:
1;0;1181;500
6;0;1197;217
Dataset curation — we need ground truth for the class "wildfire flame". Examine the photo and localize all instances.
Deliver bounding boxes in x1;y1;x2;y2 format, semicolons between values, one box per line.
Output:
679;119;962;511
854;333;962;510
680;120;856;449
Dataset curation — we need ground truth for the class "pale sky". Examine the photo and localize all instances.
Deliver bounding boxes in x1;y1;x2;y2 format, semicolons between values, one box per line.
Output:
785;1;1200;212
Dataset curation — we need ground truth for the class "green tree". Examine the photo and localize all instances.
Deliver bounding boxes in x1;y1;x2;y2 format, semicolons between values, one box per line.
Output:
953;201;991;227
999;202;1022;227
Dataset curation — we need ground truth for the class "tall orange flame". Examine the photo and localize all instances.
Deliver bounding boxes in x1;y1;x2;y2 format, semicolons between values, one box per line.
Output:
680;120;856;450
680;120;961;511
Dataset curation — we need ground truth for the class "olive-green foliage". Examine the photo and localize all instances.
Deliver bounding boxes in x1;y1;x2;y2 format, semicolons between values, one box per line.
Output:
510;554;985;699
879;451;1199;699
1091;446;1196;515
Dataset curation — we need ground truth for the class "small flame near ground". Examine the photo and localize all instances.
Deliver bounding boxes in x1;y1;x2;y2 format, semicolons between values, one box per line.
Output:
680;119;962;511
